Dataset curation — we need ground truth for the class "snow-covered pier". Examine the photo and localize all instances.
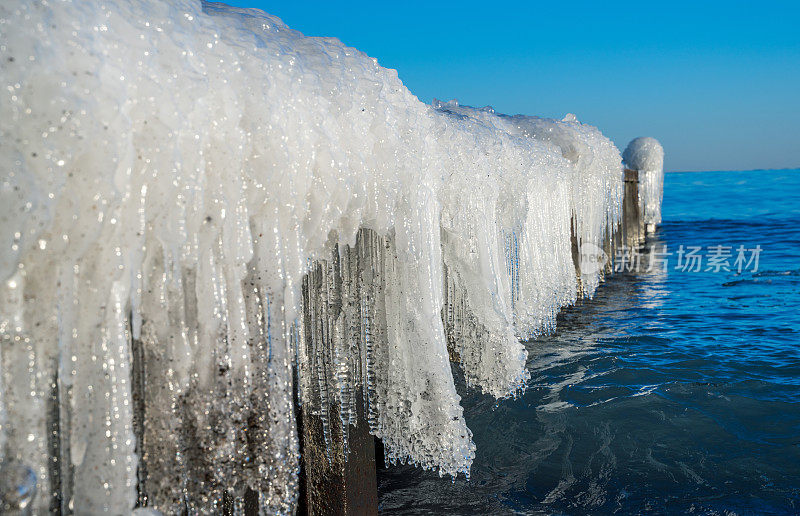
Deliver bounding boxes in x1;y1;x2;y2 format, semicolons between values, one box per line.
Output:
0;1;663;514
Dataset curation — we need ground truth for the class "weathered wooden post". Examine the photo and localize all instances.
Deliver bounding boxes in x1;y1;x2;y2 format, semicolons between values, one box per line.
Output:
569;217;585;294
299;389;377;516
623;168;644;249
298;231;379;516
622;137;665;237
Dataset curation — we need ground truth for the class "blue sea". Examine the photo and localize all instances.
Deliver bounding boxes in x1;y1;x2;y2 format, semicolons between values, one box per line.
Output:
378;169;800;515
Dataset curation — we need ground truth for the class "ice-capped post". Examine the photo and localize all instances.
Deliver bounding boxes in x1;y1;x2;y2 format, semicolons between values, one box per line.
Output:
623;137;665;233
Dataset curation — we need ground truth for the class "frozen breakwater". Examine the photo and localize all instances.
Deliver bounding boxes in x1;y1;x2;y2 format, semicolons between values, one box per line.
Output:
0;1;663;513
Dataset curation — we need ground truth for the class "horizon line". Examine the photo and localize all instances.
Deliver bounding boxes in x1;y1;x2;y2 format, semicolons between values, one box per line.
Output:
666;167;800;174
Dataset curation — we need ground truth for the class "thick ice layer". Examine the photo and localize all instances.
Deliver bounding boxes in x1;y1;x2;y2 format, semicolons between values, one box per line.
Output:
1;1;627;513
623;137;665;226
433;101;623;300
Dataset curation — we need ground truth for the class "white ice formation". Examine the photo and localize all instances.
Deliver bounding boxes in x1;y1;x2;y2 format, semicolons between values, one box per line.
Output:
0;1;635;514
623;137;665;227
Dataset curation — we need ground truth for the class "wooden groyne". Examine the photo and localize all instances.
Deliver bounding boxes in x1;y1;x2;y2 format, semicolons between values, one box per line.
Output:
297;168;649;515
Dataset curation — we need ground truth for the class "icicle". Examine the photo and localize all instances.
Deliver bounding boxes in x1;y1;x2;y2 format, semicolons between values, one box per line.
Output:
0;0;642;510
0;269;57;513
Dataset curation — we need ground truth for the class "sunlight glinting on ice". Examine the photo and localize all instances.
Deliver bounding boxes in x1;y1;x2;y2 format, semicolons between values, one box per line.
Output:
0;1;661;513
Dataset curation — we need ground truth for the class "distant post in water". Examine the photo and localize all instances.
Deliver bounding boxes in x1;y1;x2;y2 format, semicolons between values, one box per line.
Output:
622;137;665;236
623;169;644;248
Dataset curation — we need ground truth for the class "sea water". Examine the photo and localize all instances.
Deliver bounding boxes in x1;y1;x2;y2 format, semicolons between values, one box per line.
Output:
378;169;800;514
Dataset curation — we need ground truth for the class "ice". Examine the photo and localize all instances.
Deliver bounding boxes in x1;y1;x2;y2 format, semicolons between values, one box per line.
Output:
0;460;37;513
433;101;623;299
0;0;632;512
132;509;164;516
623;137;665;226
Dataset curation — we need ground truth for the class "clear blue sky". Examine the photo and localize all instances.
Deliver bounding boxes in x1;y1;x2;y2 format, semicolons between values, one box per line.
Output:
222;1;799;172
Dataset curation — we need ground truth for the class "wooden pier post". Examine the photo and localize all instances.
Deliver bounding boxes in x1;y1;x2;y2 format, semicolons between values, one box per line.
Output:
298;235;379;516
623;169;644;249
299;389;378;516
570;217;585;294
